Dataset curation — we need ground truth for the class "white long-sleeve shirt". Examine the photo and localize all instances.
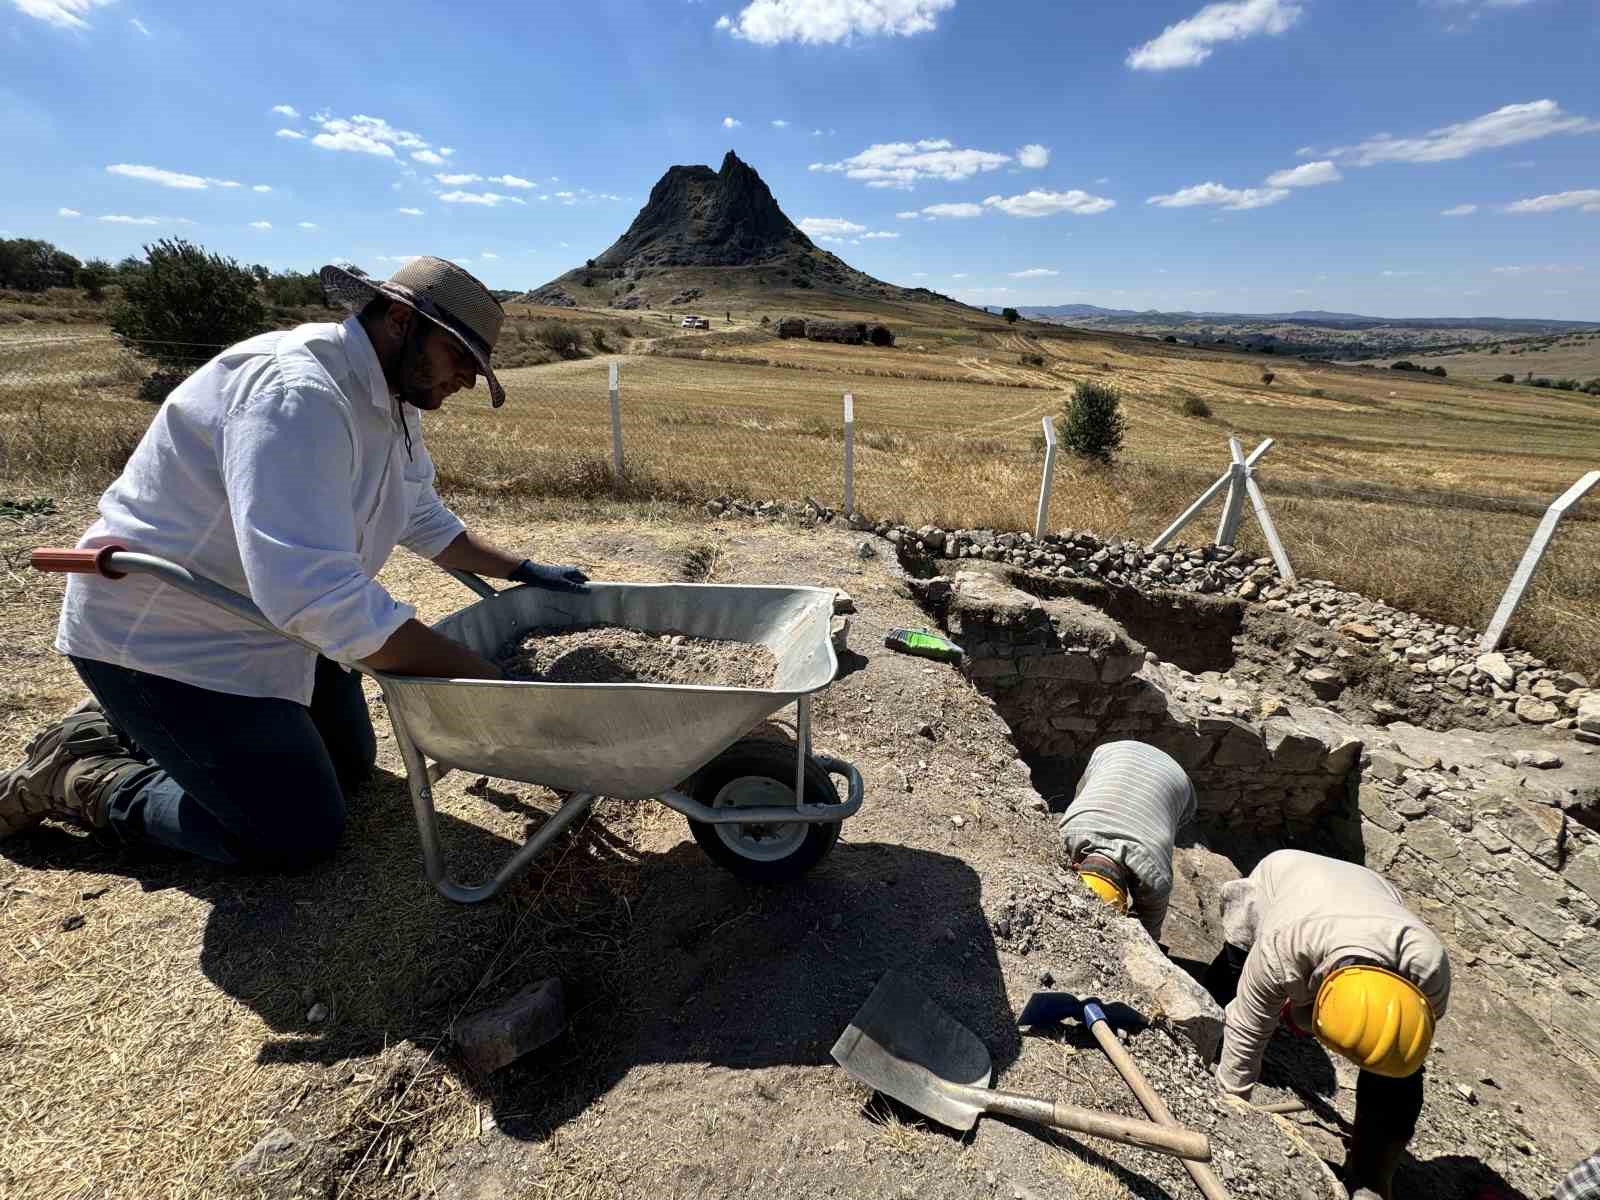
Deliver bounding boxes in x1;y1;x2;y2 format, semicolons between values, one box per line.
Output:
56;317;465;705
1060;741;1196;939
1215;850;1451;1097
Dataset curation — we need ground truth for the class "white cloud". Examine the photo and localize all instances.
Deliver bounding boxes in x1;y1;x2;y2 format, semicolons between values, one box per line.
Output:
129;16;149;35
1017;143;1050;169
920;202;984;218
716;0;955;45
12;0;115;30
810;138;1012;188
252;184;271;193
1380;269;1422;278
298;221;319;230
58;206;80;217
411;149;446;165
798;216;867;237
271;104;300;119
772;119;789;128
98;214;163;225
1147;181;1289;210
480;251;499;260
275;128;305;140
435;172;483;185
249;220;272;230
106;163;208;189
439;147;455;157
309;113;432;160
397;207;424;216
723;116;742;128
982;188;1115;217
1323;100;1600;166
1441;203;1478;216
1504;188;1600;214
438;190;526;206
1127;0;1303;71
1491;263;1584;275
1009;268;1059;278
861;230;899;238
1265;160;1342;187
951;272;967;279
488;174;536;189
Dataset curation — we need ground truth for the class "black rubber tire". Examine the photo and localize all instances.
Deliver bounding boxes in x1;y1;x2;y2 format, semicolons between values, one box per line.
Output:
687;738;841;882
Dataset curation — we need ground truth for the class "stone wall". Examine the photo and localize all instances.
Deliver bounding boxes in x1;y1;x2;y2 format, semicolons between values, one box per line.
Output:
930;566;1364;839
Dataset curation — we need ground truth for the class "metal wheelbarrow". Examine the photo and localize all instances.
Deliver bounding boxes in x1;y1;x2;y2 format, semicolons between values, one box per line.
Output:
31;545;865;903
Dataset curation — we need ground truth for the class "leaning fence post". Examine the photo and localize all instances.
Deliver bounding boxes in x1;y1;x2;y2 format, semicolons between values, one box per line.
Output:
1216;437;1247;546
607;360;623;474
842;392;855;515
1479;469;1600;652
1153;438;1273;550
1034;415;1058;540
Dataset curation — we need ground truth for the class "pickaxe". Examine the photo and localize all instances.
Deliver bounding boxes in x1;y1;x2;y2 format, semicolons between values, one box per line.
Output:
1019;991;1235;1200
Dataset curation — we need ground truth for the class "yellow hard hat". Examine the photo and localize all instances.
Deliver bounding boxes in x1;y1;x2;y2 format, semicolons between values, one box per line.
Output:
1313;964;1434;1078
1077;869;1130;914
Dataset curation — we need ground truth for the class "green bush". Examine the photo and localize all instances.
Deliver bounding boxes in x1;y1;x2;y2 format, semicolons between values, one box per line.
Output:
1554;378;1579;392
534;321;583;359
1181;395;1212;418
257;269;329;308
109;239;266;381
1001;307;1020;324
1583;378;1600;396
1020;352;1046;367
1495;373;1516;384
1260;371;1275;386
590;327;610;352
76;259;113;301
1059;380;1126;462
0;238;80;292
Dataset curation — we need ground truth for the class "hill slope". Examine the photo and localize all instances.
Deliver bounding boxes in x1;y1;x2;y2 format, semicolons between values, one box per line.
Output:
525;151;981;324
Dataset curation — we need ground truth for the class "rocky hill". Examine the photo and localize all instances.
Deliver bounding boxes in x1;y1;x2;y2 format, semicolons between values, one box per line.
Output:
523;151;975;321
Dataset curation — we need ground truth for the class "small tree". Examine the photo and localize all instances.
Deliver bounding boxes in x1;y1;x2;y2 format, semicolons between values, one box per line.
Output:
1001;307;1020;324
77;258;113;301
0;237;80;291
1059;380;1126;463
1260;371;1275;386
109;239;266;400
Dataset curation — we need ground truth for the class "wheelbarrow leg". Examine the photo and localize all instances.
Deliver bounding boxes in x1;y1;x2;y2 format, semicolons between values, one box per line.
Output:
391;708;596;904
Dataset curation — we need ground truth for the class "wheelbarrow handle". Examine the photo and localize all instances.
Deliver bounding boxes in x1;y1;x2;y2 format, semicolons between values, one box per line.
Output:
30;545;129;579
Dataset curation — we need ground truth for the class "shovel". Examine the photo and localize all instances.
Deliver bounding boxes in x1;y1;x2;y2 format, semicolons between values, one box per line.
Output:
831;971;1211;1162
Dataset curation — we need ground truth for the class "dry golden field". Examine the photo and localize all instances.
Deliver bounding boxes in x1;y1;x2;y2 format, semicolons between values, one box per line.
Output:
3;310;1598;674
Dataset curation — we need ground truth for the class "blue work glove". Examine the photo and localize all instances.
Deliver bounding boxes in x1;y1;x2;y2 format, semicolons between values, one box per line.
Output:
509;559;589;592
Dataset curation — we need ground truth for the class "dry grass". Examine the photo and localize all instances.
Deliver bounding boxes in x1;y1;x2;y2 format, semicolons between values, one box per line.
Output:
4;321;1599;678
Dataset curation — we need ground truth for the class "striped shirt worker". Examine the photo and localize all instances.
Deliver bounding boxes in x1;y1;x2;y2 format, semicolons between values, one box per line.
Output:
1059;740;1197;939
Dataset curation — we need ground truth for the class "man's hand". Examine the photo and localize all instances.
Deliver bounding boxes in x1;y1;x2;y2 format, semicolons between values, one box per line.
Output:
360;618;504;679
509;560;589;592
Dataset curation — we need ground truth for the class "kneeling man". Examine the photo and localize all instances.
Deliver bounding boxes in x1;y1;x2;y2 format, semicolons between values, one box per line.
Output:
1205;849;1451;1200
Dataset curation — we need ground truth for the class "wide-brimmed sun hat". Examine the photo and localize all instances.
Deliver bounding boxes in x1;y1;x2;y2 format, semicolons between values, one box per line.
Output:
320;256;507;407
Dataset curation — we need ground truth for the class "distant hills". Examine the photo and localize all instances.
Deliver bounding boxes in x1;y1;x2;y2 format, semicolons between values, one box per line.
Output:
1016;304;1598;334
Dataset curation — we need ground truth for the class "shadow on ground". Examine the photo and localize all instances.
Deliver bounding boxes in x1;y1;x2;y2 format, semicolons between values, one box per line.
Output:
4;765;1011;1150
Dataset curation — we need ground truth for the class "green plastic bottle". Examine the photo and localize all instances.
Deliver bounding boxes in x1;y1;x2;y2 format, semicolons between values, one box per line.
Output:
883;627;964;663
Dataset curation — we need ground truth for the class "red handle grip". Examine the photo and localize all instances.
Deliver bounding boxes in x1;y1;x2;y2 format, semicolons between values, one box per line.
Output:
30;545;128;579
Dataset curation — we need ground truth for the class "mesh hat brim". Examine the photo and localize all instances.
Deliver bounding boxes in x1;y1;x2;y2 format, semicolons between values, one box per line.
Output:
320;264;506;408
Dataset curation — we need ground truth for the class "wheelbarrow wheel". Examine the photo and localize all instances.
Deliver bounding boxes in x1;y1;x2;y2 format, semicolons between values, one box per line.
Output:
687;738;840;882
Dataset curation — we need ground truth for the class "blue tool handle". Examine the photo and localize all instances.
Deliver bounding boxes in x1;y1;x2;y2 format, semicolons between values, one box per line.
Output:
1082;999;1109;1029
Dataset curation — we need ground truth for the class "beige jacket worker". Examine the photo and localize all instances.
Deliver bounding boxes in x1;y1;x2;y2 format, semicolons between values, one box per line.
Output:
1215;849;1451;1097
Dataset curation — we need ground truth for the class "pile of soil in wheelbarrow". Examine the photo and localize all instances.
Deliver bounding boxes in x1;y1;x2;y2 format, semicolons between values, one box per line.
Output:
499;625;778;688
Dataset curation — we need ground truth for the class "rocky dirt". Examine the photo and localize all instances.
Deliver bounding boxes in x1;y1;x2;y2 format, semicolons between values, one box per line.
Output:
1;504;1595;1200
498;625;776;688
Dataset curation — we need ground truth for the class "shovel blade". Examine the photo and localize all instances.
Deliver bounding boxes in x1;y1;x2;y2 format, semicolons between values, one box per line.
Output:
830;970;992;1132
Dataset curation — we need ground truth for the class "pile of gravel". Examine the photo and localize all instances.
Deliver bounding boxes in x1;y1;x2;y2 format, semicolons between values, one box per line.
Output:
499;625;776;688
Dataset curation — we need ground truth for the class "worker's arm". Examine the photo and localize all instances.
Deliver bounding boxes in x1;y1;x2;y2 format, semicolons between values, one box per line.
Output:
430;530;525;579
1215;939;1291;1099
360;618;503;679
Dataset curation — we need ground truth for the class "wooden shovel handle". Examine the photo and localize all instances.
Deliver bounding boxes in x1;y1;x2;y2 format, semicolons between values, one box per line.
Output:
979;1088;1212;1162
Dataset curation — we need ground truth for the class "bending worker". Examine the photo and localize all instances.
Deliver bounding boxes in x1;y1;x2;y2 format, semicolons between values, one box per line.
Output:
1060;740;1196;941
1204;849;1451;1200
0;257;586;867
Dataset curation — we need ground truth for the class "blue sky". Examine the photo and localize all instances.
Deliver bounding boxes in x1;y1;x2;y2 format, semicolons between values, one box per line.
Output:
2;0;1597;318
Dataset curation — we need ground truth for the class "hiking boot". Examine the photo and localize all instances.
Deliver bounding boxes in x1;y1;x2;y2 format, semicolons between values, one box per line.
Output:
0;699;142;838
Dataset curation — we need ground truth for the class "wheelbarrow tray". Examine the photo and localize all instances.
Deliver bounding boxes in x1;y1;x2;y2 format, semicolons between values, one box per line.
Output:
376;582;839;800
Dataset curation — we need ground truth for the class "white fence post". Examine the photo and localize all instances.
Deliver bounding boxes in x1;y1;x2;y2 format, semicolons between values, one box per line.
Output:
842;392;855;515
1216;437;1247;547
607;360;623;474
1153;437;1274;550
1034;415;1058;540
1479;469;1600;652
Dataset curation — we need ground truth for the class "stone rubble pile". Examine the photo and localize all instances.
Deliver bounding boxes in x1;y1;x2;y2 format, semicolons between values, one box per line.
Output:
705;496;1599;744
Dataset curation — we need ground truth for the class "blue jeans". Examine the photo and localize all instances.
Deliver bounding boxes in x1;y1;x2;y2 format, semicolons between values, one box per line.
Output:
70;655;376;868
